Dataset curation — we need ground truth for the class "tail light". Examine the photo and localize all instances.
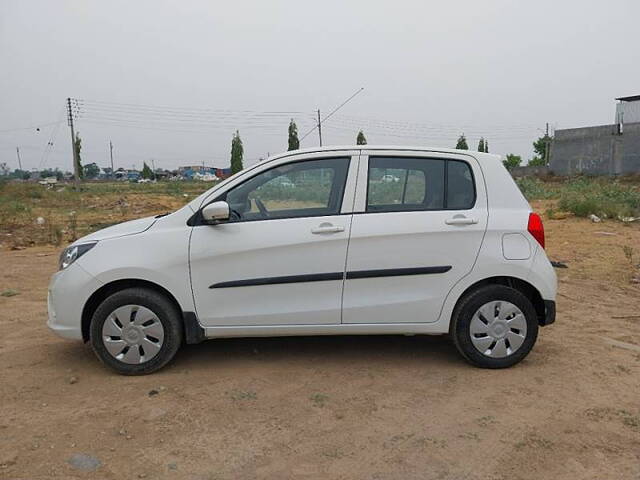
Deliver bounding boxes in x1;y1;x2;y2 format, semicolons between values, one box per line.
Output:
527;212;545;249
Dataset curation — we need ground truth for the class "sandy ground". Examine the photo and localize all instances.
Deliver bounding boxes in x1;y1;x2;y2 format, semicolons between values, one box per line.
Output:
1;210;639;480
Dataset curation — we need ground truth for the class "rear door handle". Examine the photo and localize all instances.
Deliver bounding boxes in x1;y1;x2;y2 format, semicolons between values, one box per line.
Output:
311;222;345;234
445;216;478;225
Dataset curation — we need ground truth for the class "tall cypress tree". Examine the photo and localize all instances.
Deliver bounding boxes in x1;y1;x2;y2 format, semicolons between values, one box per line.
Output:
74;132;84;179
455;134;468;150
477;138;485;153
230;130;244;174
356;130;367;145
484;140;489;153
288;120;300;151
141;162;153;179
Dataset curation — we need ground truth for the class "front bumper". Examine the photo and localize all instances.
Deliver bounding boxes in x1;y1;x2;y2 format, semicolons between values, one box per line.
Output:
540;300;556;326
47;262;102;341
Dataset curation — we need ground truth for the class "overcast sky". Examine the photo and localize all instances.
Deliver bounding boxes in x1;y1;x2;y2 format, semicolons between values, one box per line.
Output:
1;0;639;172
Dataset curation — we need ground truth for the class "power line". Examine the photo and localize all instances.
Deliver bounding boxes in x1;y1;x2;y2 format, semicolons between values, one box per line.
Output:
300;87;365;142
0;120;64;134
77;98;307;115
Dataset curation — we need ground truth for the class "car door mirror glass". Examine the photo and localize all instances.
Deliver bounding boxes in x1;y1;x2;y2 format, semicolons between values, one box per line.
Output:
202;201;230;223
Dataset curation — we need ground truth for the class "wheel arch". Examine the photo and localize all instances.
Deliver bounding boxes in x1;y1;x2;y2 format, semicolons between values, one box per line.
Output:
81;278;201;343
452;276;546;326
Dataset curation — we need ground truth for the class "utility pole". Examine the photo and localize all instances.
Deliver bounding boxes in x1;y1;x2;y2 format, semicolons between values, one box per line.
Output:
300;87;364;145
67;97;80;190
109;141;114;177
15;147;23;170
544;122;551;165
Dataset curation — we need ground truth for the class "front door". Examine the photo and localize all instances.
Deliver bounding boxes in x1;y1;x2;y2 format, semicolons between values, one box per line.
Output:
190;154;357;327
342;151;488;324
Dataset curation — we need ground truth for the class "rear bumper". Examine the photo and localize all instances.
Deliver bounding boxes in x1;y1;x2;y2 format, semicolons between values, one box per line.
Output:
541;300;556;326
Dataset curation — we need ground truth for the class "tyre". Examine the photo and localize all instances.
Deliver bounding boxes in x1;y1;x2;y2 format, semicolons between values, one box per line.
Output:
451;285;539;368
89;288;183;375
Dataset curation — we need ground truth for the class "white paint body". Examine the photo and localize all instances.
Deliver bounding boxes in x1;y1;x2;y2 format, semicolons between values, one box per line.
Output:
47;146;557;341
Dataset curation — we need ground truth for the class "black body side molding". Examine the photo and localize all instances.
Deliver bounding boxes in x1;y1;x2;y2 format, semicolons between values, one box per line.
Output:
346;266;451;279
209;266;452;289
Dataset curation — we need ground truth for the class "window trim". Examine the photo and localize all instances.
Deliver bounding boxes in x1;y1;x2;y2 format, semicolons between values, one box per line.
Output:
365;156;477;213
190;156;352;225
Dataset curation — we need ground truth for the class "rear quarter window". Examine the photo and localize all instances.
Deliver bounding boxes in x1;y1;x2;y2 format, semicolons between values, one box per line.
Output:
447;160;475;210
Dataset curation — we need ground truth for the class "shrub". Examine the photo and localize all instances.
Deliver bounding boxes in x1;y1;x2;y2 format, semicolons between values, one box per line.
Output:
557;179;640;218
515;178;556;200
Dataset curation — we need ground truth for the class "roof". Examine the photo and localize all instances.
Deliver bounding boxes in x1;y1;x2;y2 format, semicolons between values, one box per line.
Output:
616;95;640;102
268;145;502;162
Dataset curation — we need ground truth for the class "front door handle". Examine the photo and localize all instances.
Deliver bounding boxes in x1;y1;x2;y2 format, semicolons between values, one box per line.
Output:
445;215;478;226
311;222;345;234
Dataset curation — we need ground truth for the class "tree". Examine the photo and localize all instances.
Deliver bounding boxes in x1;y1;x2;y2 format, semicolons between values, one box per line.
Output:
74;132;83;179
484;140;489;153
40;168;64;180
530;133;552;166
288;120;300;151
230;130;244;174
141;162;153;179
503;154;522;169
83;163;100;179
12;169;30;180
455;134;468;150
477;138;485;152
356;130;367;145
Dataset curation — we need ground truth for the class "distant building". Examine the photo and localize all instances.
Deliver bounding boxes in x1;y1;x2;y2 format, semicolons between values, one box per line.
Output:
113;168;140;181
615;95;640;127
549;95;640;175
178;165;231;180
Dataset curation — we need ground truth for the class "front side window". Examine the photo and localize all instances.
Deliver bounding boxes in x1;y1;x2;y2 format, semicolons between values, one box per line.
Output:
222;157;350;221
366;156;475;212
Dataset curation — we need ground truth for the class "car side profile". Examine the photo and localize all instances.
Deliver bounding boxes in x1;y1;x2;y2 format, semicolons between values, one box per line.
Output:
48;146;557;375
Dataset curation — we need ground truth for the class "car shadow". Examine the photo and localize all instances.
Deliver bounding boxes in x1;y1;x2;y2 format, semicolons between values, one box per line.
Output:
45;333;464;376
172;334;463;371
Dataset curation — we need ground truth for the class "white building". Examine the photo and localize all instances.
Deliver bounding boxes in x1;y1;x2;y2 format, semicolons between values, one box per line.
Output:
615;95;640;126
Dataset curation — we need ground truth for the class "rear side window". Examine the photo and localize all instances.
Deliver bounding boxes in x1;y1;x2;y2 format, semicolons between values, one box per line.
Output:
368;157;444;211
366;157;475;212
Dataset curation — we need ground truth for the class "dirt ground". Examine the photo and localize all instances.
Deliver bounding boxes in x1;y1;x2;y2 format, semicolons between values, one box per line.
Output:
1;206;639;480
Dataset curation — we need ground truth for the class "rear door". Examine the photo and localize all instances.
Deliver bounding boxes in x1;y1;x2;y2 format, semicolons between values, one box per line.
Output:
342;150;488;324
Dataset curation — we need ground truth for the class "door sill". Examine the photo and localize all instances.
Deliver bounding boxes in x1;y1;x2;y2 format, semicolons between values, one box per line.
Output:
202;322;448;339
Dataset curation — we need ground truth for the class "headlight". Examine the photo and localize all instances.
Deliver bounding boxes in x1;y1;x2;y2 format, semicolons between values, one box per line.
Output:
59;242;98;270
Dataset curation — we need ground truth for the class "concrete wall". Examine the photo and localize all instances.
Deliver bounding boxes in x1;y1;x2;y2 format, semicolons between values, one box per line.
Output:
509;166;549;177
550;122;640;175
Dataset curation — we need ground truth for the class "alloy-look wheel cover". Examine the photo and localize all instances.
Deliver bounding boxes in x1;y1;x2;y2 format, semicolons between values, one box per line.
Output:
469;300;527;358
101;305;165;364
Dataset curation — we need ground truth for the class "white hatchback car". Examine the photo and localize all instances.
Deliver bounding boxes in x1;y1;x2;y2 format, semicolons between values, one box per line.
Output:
48;146;557;375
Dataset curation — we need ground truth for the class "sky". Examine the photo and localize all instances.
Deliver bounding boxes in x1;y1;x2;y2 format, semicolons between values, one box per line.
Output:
1;0;639;172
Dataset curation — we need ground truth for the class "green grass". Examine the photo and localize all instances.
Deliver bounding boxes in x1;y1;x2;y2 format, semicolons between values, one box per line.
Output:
516;177;640;219
557;178;640;219
515;177;557;200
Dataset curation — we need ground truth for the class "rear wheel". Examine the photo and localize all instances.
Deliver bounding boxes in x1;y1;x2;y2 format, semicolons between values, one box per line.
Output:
90;288;183;375
451;285;538;368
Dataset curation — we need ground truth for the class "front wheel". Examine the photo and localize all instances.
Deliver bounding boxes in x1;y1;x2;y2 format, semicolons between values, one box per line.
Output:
451;285;539;368
89;288;183;375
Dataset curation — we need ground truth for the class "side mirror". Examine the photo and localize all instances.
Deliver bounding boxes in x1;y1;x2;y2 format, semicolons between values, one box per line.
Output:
202;201;230;224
